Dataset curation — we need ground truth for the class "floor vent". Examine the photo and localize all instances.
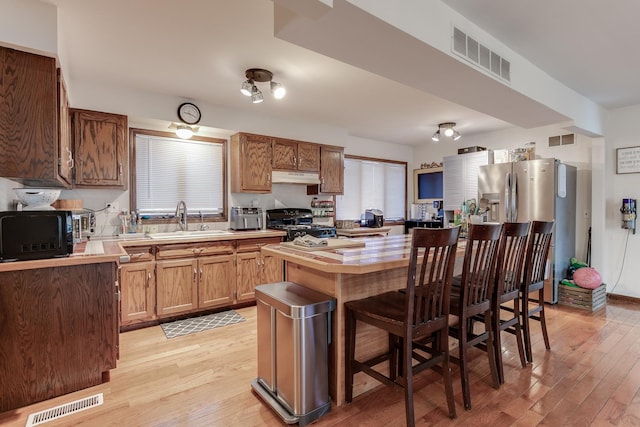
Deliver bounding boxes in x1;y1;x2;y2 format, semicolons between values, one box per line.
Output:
25;393;103;427
452;26;511;83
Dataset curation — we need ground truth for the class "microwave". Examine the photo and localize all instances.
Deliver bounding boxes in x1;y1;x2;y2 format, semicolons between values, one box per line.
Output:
0;210;74;261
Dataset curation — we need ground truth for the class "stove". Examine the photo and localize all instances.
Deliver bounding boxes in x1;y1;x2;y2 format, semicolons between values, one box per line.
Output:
266;208;337;241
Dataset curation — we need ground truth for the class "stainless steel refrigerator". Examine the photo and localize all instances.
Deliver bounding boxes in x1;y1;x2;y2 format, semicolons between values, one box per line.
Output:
478;158;576;303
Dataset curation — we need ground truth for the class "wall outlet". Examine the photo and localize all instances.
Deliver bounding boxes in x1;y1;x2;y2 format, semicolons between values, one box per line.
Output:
106;202;118;213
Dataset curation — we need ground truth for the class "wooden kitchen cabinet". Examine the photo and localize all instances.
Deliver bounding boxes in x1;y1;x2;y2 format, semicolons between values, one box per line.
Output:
155;241;235;317
72;108;128;188
198;254;235;309
272;137;320;172
0;262;117;412
0;46;72;187
156;258;198;316
230;132;273;193
297;141;321;171
58;70;74;184
236;237;283;302
119;245;156;326
309;145;344;195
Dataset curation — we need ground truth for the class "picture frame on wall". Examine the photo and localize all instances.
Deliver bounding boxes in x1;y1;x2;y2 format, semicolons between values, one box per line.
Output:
616;146;640;174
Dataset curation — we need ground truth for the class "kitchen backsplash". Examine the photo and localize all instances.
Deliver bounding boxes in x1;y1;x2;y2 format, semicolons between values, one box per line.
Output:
0;178;333;237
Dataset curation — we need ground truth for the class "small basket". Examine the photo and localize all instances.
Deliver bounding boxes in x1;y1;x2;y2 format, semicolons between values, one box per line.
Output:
558;282;606;311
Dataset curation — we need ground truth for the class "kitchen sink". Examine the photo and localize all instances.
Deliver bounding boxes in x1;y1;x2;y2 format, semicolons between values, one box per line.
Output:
146;230;233;239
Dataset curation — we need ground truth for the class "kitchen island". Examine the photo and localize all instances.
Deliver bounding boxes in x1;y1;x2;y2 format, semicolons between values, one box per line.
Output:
261;234;464;406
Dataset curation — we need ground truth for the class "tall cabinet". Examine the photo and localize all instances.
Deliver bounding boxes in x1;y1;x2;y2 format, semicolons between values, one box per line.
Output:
443;151;493;211
0;46;72;187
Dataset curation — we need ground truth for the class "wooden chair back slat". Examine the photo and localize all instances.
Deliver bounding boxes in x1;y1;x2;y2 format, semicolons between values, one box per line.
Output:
408;228;459;328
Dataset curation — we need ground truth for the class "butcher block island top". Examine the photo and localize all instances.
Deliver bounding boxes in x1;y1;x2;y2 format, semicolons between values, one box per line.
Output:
262;234;464;274
261;234;465;406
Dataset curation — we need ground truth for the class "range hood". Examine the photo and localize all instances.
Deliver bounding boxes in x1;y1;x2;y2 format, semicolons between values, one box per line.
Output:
271;171;321;185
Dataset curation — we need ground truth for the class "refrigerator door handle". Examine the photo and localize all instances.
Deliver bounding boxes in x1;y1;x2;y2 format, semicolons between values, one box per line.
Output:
512;172;518;221
504;172;511;221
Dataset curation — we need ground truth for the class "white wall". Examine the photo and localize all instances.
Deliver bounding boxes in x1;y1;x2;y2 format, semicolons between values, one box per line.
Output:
0;0;57;56
599;105;640;298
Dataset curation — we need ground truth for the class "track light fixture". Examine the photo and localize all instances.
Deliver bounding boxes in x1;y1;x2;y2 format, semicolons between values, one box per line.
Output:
432;122;461;142
240;68;286;103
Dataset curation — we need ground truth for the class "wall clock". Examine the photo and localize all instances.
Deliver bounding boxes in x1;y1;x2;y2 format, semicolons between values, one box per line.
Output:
177;102;201;125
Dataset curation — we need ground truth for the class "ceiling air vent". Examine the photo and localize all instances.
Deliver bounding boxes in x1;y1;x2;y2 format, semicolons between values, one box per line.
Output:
548;133;575;147
452;27;511;83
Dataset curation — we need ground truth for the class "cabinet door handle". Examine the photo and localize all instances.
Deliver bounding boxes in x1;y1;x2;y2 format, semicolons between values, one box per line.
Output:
66;148;74;169
147;272;151;287
294;155;297;166
119;163;123;175
199;268;203;280
193;268;197;281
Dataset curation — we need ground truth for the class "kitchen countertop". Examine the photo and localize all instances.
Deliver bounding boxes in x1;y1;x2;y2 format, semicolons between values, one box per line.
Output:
114;229;285;247
336;226;391;237
0;229;287;273
262;234;465;275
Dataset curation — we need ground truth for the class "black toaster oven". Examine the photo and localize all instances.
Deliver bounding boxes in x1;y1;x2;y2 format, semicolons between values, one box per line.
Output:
0;210;74;261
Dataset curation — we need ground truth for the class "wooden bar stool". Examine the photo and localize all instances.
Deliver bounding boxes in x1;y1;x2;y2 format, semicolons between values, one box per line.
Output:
521;220;555;362
344;227;460;426
446;223;502;410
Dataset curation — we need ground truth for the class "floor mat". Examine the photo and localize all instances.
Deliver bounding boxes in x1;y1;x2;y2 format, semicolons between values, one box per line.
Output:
160;310;245;339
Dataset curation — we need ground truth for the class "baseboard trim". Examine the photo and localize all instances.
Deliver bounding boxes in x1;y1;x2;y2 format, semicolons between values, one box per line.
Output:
607;293;640;304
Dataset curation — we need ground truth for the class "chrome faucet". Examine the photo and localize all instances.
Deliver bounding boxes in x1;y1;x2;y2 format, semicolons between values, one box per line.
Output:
175;200;187;231
199;211;209;231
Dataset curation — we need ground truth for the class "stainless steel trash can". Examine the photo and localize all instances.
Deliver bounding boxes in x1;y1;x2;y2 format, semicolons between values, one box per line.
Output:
251;281;336;426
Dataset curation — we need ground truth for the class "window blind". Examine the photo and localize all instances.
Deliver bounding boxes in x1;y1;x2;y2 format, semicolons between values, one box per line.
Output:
336;157;406;220
135;134;224;216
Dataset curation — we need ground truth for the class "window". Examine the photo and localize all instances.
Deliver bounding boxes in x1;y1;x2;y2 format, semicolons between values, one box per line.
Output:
335;156;407;221
130;129;227;221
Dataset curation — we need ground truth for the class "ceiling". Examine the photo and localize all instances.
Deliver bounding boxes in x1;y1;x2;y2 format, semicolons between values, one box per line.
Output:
42;0;640;146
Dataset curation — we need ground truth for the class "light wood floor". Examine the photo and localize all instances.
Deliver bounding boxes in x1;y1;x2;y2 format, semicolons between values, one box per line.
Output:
2;298;640;427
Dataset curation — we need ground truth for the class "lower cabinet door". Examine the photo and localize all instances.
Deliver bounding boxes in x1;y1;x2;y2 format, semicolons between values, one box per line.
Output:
198;254;235;309
119;261;156;325
236;251;262;302
156;258;198;317
236;252;284;302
